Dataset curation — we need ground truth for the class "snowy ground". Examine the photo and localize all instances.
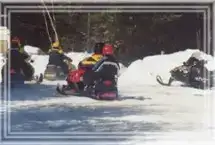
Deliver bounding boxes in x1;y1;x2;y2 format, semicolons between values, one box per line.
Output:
1;47;215;144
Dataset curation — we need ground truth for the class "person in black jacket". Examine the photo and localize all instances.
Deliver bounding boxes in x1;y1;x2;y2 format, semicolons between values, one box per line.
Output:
83;44;120;89
182;52;213;89
47;41;72;75
3;37;35;81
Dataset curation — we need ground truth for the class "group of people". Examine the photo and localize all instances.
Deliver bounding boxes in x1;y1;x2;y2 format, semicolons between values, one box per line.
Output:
3;36;120;97
2;36;213;95
48;41;120;94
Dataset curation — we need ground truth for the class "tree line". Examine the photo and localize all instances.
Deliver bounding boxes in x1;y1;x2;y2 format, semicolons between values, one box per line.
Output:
11;12;203;63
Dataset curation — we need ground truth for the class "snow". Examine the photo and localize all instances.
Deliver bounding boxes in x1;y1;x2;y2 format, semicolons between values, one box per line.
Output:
24;45;40;55
0;46;215;144
118;49;215;87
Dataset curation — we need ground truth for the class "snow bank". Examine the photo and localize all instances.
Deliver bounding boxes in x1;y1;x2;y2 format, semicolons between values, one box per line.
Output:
66;51;91;67
118;49;215;87
30;55;49;76
24;45;40;55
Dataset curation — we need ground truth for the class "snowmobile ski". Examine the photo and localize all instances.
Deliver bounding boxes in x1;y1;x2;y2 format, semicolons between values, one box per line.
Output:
156;75;171;86
55;84;148;101
56;83;85;97
117;95;148;101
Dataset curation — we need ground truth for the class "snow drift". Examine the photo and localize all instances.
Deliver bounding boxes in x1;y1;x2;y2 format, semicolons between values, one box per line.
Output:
118;49;215;87
23;45;40;55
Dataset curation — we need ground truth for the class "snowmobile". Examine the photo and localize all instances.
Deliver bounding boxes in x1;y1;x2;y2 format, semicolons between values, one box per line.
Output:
156;62;214;89
1;59;43;88
56;79;119;101
44;59;75;81
44;64;65;81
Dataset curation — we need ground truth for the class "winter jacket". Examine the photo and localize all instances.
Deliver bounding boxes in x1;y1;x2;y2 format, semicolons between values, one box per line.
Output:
78;54;103;70
92;55;120;81
6;48;30;71
48;48;72;66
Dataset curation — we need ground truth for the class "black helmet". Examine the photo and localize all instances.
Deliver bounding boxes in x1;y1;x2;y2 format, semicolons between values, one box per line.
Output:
94;42;105;54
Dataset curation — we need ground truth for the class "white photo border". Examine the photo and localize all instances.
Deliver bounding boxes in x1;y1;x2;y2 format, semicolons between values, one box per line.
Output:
0;1;214;144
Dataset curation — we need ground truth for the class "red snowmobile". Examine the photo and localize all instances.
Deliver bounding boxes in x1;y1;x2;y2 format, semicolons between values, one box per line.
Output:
56;67;118;100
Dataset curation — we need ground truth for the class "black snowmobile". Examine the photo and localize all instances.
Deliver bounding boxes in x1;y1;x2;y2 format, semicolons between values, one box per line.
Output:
1;52;43;88
44;50;73;81
56;78;119;101
156;60;214;89
44;64;67;81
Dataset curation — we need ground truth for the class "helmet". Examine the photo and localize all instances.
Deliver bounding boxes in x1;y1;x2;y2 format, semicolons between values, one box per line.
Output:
11;37;21;48
94;42;105;54
102;44;114;55
52;40;61;49
11;37;21;45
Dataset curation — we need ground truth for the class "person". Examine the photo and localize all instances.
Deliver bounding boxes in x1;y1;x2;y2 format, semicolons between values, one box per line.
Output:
188;58;214;89
82;44;120;91
3;37;35;81
65;42;105;91
47;40;72;75
182;51;213;89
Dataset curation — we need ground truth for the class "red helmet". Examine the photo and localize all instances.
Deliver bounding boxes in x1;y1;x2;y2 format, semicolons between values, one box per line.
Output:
102;44;114;55
11;37;21;45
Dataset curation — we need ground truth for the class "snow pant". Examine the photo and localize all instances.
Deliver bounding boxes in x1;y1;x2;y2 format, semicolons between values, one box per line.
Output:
83;70;116;86
83;70;100;86
1;61;34;81
3;49;34;81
